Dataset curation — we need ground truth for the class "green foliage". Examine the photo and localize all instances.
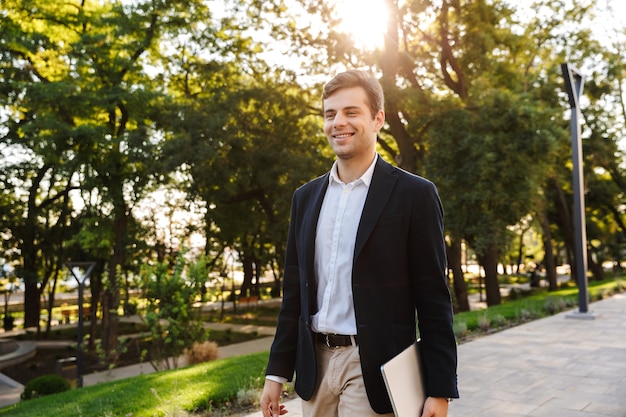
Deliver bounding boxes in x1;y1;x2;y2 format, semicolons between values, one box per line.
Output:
2;0;626;352
162;67;332;286
139;253;210;370
426;90;557;254
20;374;71;400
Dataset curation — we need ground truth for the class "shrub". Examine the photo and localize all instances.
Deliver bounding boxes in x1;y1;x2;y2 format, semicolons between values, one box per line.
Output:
564;298;576;308
491;314;507;328
140;254;210;370
544;297;566;314
519;307;539;322
478;314;491;331
236;387;261;408
453;321;468;339
600;288;613;300
508;287;531;300
185;340;219;365
21;374;71;400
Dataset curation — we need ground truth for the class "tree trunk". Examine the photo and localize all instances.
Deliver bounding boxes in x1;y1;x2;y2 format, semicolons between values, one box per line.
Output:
379;0;422;173
240;252;254;298
478;245;501;306
270;258;282;298
447;238;470;312
21;227;41;328
101;208;127;359
88;269;103;351
515;230;524;274
22;278;40;329
587;250;604;282
538;208;558;291
253;258;261;296
551;180;578;283
43;268;61;337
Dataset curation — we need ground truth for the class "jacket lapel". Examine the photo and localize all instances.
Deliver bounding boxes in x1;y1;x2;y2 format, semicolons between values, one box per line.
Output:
301;173;329;312
354;157;398;259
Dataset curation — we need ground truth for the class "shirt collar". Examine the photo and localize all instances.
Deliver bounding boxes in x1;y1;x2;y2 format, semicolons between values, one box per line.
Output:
329;154;378;187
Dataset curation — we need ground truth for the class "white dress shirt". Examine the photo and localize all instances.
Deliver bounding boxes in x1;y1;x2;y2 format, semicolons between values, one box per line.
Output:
311;155;377;335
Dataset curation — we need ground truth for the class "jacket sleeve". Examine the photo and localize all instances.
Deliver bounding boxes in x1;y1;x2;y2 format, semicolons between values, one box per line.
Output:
265;192;301;380
409;180;459;398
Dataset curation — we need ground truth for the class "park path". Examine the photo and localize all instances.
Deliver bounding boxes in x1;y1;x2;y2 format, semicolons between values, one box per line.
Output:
241;293;626;417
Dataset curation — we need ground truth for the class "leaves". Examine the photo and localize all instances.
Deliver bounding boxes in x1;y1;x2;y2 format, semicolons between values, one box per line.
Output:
139;253;209;370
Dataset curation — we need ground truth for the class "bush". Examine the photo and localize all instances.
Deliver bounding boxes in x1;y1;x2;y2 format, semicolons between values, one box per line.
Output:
519;308;538;322
491;314;507;328
21;374;71;400
544;297;566;314
508;287;532;300
236;386;261;408
453;321;468;339
478;313;491;331
185;341;219;365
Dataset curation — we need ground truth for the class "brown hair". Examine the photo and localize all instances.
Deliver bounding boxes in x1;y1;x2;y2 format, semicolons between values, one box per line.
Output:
322;70;385;118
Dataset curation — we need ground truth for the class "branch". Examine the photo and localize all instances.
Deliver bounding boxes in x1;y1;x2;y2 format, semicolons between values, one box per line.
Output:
437;1;467;100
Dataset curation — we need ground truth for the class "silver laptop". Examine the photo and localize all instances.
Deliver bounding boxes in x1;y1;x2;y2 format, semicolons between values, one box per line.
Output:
380;341;426;417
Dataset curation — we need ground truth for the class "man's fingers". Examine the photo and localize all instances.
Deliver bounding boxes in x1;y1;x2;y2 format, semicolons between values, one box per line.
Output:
270;399;280;417
260;379;287;417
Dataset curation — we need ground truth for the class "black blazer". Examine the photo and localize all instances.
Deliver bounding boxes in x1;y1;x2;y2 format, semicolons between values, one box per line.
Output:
266;156;458;413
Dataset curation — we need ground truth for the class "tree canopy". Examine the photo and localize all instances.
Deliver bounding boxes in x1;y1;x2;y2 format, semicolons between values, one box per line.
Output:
1;0;626;356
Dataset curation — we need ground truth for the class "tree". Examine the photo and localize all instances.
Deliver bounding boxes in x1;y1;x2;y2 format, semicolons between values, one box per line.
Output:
426;91;557;305
159;29;332;297
0;0;211;357
0;2;86;327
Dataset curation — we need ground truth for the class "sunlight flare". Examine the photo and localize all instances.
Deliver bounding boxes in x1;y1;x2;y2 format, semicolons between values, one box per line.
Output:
335;0;390;50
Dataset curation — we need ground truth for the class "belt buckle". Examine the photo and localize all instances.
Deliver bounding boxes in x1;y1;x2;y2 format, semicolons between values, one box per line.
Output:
325;334;332;348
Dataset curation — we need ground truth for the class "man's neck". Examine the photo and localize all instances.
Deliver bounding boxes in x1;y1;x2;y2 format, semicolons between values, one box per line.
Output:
336;153;376;184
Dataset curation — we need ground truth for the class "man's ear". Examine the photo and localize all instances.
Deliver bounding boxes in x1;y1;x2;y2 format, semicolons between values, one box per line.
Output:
375;110;385;130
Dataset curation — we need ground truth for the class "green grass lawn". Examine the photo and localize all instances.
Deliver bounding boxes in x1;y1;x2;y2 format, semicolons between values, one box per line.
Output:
1;277;623;417
453;278;623;338
0;352;271;417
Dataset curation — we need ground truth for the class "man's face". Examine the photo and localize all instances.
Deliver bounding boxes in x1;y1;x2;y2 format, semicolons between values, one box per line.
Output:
323;86;384;163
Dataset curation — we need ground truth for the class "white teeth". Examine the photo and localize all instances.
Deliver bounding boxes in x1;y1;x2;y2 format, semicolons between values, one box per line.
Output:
334;133;353;138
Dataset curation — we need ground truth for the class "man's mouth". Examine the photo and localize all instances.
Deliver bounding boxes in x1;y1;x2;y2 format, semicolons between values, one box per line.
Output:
333;133;354;139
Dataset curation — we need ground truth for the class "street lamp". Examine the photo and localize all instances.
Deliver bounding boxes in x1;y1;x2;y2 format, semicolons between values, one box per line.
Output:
66;261;96;387
561;63;596;320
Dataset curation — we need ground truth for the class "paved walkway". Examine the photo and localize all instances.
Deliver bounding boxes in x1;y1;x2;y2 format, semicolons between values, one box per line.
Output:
1;293;625;417
241;293;626;417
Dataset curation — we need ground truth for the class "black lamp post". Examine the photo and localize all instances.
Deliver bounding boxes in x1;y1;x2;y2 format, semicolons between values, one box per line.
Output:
561;63;595;319
66;261;96;387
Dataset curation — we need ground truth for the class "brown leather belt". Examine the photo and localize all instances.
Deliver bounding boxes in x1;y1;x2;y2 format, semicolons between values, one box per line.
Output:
315;333;357;347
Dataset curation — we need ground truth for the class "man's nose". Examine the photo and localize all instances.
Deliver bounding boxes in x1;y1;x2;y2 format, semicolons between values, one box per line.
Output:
333;113;347;128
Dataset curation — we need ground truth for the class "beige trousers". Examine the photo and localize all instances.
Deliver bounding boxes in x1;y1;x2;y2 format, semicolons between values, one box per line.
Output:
301;342;394;417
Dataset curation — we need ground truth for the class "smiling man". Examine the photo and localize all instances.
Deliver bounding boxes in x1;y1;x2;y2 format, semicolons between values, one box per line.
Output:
260;70;458;417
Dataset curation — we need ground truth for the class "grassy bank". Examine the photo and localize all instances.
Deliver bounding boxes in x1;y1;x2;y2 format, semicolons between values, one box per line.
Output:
0;352;270;417
453;278;623;339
